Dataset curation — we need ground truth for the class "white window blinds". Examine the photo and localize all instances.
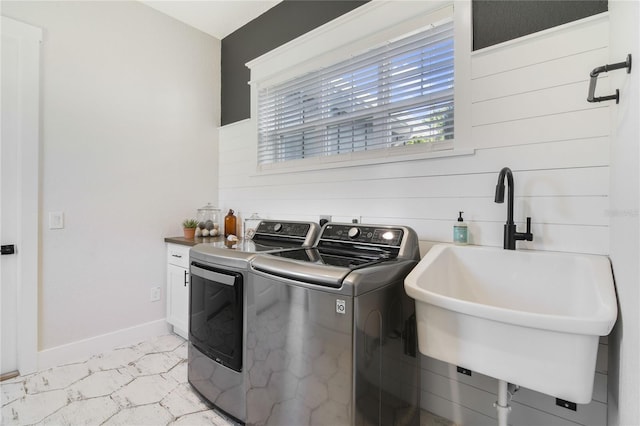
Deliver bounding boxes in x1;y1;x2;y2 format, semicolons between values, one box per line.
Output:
257;19;454;165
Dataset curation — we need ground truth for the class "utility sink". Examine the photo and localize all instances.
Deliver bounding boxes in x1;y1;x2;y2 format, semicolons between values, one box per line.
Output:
404;244;618;403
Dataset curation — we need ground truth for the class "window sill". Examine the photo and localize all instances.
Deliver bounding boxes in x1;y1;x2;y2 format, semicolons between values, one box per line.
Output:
253;147;475;176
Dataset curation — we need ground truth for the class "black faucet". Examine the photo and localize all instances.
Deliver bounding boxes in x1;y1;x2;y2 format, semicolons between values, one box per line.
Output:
494;167;533;250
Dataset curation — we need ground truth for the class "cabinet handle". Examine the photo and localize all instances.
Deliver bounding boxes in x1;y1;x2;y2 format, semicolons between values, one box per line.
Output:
184;270;188;287
172;254;182;258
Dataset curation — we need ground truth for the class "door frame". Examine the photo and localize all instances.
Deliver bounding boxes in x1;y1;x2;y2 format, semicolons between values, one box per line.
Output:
2;16;41;375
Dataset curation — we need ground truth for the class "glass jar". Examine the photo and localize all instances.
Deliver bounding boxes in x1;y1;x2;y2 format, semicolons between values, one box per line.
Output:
243;213;262;239
196;203;221;237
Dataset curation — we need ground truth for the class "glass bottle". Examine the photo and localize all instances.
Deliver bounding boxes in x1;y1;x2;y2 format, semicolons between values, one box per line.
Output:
224;209;237;237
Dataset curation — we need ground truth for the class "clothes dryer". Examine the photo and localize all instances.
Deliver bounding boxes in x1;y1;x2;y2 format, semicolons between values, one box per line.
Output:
188;220;320;424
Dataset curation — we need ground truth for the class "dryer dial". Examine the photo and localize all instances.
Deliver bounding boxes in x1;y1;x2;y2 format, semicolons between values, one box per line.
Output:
348;227;361;239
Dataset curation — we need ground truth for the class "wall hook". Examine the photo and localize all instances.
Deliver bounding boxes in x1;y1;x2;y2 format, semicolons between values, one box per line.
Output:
587;54;632;104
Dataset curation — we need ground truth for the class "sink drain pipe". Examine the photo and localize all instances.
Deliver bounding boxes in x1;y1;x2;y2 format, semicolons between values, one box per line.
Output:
494;380;520;426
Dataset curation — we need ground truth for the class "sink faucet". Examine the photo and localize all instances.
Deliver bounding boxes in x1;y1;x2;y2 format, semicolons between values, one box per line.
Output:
494;167;533;250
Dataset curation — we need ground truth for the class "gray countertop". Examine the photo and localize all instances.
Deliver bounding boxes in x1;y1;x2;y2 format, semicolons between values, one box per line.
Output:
164;236;223;247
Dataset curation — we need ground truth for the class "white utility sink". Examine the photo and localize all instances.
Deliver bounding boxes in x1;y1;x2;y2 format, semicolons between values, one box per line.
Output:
404;244;618;403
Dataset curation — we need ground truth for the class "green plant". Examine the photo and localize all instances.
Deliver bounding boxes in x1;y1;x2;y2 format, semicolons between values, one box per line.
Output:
182;218;198;229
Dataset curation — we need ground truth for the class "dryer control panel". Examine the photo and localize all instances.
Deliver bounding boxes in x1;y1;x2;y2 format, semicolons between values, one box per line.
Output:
255;221;313;238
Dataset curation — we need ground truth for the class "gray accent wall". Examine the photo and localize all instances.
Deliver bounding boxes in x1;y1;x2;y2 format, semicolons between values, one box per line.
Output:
221;0;608;124
221;0;368;125
472;0;608;51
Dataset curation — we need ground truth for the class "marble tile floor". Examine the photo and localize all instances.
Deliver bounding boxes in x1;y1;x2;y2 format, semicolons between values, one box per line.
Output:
1;333;452;426
1;334;231;426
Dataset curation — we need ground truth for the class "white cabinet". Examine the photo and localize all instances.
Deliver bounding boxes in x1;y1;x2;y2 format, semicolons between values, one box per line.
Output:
166;243;190;339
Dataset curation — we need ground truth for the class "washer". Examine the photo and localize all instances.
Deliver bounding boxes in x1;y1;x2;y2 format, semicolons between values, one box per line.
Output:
247;223;421;426
188;220;320;424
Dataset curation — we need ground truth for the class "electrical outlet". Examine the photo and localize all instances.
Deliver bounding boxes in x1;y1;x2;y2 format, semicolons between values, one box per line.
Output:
48;212;64;229
150;287;161;302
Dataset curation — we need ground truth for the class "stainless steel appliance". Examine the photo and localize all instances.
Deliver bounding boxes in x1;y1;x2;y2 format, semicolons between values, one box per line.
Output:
188;220;320;424
247;223;421;426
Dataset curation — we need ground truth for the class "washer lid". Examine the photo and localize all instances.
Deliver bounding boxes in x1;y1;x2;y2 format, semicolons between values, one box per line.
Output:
251;251;350;288
250;247;395;288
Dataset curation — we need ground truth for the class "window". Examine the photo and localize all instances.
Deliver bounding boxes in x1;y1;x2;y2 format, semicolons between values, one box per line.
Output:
257;20;454;166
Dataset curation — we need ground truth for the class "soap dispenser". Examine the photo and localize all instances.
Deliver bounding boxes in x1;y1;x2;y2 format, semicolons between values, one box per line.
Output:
453;211;468;245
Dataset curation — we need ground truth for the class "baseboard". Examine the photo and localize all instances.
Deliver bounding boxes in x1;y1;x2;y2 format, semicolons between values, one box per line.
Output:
38;319;172;371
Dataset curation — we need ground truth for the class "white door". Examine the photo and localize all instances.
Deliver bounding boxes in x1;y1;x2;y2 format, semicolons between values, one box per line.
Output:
1;17;42;377
1;18;22;377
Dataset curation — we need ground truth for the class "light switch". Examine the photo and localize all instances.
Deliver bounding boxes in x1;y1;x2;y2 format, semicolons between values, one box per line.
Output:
49;212;64;229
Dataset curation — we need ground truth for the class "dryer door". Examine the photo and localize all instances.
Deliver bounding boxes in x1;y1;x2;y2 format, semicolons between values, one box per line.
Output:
189;262;243;372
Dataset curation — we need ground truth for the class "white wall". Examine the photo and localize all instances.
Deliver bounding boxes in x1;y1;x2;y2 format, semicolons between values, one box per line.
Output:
217;5;626;426
219;13;610;255
1;1;220;362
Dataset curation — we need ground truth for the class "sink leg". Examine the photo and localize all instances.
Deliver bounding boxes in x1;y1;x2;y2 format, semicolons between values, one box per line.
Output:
494;380;511;426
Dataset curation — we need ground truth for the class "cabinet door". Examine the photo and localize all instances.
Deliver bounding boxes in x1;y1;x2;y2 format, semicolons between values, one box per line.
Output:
167;262;189;338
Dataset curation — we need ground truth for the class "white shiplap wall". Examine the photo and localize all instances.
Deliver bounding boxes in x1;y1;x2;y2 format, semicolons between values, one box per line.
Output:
218;12;611;426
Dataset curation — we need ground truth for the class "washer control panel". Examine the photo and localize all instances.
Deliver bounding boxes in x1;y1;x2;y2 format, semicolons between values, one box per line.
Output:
321;224;404;247
255;221;312;238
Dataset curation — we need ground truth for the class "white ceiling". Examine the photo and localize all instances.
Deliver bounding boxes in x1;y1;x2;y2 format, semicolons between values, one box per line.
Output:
141;0;282;39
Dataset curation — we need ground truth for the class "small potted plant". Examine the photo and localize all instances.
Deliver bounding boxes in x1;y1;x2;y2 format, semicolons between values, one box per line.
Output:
182;219;198;239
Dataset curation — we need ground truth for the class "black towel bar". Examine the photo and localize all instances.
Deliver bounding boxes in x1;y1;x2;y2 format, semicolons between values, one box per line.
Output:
587;54;632;104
